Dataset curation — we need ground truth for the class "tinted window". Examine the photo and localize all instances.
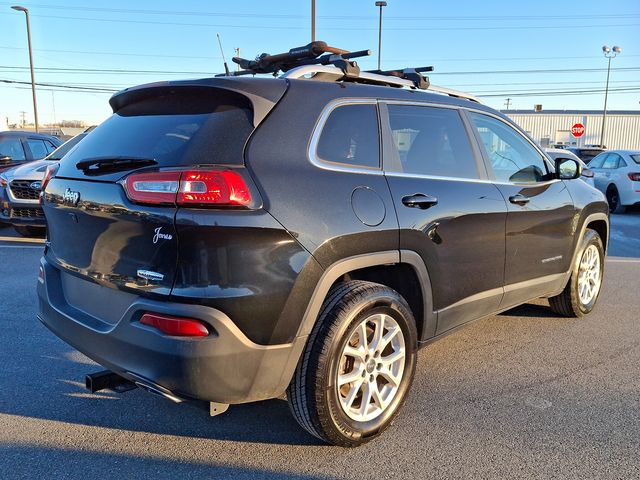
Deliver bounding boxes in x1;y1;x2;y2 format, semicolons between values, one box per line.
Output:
631;154;640;165
0;137;26;161
316;104;380;169
387;105;478;179
27;139;49;159
588;153;607;168
61;88;253;169
470;113;548;183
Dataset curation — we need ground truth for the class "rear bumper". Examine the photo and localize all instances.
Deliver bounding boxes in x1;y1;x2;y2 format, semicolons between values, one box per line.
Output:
37;257;307;404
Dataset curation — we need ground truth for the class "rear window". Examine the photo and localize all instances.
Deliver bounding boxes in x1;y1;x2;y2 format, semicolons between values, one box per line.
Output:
631;154;640;164
60;89;253;170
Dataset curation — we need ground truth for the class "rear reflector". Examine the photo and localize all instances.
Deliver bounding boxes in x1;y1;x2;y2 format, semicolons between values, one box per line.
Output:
140;312;209;337
122;169;251;207
628;173;640;181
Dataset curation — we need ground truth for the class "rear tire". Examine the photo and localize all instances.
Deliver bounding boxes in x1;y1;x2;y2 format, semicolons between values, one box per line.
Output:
549;228;604;317
606;185;625;214
13;225;46;237
287;280;418;447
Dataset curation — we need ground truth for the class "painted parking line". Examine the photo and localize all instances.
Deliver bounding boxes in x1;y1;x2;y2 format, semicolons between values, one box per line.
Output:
606;257;640;263
0;236;45;244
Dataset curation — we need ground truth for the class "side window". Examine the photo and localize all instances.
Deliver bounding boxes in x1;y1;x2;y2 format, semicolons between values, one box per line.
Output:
44;140;57;154
469;112;549;183
316;104;380;169
386;105;479;179
26;139;49;159
612;154;627;168
601;154;619;169
588;153;607;169
0;137;26;161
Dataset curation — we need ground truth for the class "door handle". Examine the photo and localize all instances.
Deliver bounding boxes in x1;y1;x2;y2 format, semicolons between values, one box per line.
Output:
509;194;530;206
402;193;438;209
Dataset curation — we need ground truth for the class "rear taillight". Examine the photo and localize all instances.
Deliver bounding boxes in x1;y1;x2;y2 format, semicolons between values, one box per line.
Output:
40;163;60;204
123;171;181;205
628;173;640;181
123;169;252;207
140;312;209;337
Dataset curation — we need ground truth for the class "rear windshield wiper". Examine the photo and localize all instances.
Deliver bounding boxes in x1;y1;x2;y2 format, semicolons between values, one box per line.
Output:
76;156;157;175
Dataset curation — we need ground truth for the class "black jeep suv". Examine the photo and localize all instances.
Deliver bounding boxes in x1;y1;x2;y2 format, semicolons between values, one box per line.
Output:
37;43;609;447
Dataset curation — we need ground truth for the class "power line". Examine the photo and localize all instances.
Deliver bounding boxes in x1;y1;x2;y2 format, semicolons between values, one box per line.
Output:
0;2;637;22
2;65;639;77
0;78;116;92
1;12;638;32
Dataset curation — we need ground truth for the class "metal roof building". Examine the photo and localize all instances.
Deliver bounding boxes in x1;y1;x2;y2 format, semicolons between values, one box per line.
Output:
502;110;640;150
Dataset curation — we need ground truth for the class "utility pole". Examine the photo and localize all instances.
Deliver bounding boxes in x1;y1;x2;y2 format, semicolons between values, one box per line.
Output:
235;48;240;72
11;6;39;133
19;111;26;128
600;45;621;148
311;0;316;42
375;2;387;71
504;98;512;110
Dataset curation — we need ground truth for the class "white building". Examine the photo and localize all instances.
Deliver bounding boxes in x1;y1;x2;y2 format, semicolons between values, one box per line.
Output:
503;110;640;150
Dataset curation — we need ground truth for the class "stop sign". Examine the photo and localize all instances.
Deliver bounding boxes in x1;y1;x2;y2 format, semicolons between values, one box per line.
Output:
571;123;585;138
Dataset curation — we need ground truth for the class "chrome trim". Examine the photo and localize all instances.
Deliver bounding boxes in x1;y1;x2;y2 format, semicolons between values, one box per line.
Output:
136;269;165;282
307;98;384;176
7;184;40;205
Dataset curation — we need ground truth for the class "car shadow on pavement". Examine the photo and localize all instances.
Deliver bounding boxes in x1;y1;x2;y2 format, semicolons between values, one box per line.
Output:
0;345;323;447
0;444;328;479
499;301;562;319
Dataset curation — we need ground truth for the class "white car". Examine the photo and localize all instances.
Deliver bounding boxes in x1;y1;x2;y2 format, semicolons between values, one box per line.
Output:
588;150;640;213
544;148;595;188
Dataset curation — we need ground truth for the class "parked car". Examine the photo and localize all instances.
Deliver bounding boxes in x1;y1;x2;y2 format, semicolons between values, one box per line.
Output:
565;146;606;164
0;131;63;173
0;130;92;236
36;42;609;447
587;149;640;213
545;148;595;187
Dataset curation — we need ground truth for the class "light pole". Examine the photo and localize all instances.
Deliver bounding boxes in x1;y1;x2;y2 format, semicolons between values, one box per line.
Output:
600;45;621;148
11;5;39;133
375;1;387;71
311;0;316;42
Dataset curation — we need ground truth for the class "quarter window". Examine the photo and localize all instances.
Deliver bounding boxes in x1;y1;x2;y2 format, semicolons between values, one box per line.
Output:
316;104;380;169
386;105;479;179
469;112;549;183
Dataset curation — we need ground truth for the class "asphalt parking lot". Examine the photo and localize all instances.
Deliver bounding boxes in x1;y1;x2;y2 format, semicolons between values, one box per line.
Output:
0;212;638;480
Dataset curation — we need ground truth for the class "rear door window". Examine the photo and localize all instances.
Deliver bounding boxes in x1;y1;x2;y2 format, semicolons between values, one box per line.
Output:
57;88;254;179
385;105;479;179
602;154;619;169
27;139;49;159
316;104;380;169
0;137;26;161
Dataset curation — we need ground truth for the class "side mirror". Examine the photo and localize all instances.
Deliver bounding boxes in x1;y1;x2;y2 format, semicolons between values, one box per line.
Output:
0;155;12;165
555;158;582;180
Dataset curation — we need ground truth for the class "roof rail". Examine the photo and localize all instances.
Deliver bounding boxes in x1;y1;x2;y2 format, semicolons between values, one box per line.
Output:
282;65;481;103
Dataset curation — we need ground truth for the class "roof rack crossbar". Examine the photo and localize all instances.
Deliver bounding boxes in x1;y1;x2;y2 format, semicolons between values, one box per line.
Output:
282;65;480;103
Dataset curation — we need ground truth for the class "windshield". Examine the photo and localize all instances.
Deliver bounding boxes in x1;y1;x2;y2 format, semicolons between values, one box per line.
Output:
46;133;87;160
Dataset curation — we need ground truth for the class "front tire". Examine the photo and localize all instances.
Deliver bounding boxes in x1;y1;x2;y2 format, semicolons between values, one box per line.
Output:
287;280;418;447
549;228;604;317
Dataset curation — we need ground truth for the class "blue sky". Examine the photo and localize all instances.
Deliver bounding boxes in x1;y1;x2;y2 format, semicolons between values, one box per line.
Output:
1;0;639;126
